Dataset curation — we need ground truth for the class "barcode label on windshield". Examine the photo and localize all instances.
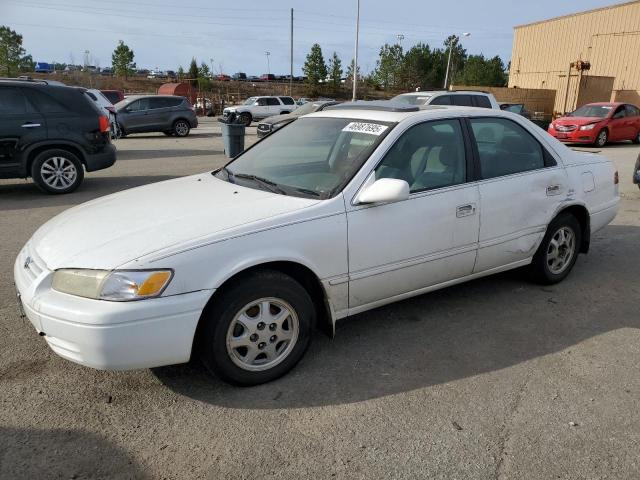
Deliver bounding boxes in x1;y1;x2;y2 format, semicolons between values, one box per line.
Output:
342;122;388;136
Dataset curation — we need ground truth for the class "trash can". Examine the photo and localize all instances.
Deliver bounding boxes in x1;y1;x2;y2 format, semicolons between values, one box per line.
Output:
219;113;245;158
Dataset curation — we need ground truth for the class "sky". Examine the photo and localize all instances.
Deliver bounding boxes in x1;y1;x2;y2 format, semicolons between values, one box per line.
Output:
0;0;631;75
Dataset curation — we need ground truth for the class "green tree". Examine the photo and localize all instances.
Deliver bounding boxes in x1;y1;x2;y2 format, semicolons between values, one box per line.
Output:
346;58;360;82
188;57;199;85
455;54;507;87
111;40;136;79
199;61;210;79
373;43;404;89
328;52;342;89
177;66;184;80
0;26;33;76
302;43;327;86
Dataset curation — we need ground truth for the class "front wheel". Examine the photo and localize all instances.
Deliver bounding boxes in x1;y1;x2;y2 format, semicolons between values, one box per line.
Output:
239;112;252;127
31;149;84;194
529;213;582;284
198;270;314;386
173;120;190;137
594;129;608;147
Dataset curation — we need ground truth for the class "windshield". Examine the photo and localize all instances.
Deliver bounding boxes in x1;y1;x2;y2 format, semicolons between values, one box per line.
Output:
569;105;612;118
293;102;323;115
391;94;432;105
243;97;257;105
218;117;394;199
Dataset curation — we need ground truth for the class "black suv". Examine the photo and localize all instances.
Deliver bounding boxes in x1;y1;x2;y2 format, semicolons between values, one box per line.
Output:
0;79;116;194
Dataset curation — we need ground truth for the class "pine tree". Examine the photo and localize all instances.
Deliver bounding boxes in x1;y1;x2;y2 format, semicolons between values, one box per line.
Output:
302;44;327;86
328;52;343;89
111;40;136;79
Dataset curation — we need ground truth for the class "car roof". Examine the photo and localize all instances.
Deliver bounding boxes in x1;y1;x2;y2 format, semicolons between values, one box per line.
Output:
123;94;186;100
582;102;623;107
309;103;512;123
395;90;491;97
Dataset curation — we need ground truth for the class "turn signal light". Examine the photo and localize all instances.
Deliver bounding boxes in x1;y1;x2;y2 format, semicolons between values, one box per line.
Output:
614;171;619;185
98;115;110;133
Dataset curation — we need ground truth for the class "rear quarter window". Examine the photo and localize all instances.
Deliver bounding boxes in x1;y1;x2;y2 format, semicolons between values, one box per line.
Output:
279;97;295;105
473;95;492;109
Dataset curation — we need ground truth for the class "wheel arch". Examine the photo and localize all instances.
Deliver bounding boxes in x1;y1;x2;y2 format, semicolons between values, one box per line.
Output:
552;203;591;253
172;117;193;128
26;143;86;176
192;260;334;357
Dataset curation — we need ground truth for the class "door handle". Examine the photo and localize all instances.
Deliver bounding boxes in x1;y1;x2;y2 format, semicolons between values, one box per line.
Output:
456;203;476;218
21;123;41;128
546;184;562;195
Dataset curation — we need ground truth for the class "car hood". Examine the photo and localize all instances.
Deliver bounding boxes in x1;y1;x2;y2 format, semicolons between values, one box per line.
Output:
260;113;297;125
554;116;606;125
224;104;246;111
31;173;320;270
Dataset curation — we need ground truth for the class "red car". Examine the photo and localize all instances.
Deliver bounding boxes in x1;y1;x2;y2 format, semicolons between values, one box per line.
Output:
548;102;640;147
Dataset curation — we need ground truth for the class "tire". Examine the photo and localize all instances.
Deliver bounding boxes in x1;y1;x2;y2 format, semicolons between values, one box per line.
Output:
633;131;640;145
594;129;608;147
529;213;582;285
31;149;84;194
118;124;127;138
239;112;252;127
198;270;315;386
173;119;191;137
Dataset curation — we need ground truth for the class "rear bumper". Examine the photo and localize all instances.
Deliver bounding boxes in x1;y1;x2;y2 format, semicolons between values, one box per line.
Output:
85;143;116;172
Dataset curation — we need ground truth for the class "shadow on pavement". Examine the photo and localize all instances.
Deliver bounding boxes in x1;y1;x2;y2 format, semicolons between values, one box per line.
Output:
0;427;146;479
0;175;180;211
154;225;639;409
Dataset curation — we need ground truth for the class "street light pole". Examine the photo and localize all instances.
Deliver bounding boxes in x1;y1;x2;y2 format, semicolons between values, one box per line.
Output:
443;32;470;90
352;0;360;102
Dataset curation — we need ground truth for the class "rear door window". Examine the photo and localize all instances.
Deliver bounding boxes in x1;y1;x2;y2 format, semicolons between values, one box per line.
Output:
451;95;473;106
127;98;150;111
473;95;492;109
266;98;281;106
469;117;546;179
0;87;29;114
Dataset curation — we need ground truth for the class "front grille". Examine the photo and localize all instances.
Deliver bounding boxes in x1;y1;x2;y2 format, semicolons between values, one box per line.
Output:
556;125;577;132
18;244;48;286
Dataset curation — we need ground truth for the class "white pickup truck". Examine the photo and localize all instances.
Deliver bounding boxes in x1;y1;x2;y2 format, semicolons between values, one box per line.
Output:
223;96;297;126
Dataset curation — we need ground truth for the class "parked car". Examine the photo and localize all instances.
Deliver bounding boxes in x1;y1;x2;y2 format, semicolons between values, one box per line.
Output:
296;97;312;106
0;78;116;193
257;100;339;137
15;102;619;385
392;90;500;109
100;89;125;105
217;74;231;82
548;102;640;147
232;72;247;81
223;96;296;126
81;88;119;138
260;74;276;81
115;95;198;137
500;103;532;120
634;152;640;188
100;67;113;76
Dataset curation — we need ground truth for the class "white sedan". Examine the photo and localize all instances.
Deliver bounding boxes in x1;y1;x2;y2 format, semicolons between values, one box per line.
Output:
14;103;619;385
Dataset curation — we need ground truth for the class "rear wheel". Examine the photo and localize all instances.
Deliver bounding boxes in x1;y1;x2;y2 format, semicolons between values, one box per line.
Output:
198;270;314;386
239;112;252;127
31;149;84;194
173;120;190;137
594;129;608;147
633;131;640;144
529;213;582;284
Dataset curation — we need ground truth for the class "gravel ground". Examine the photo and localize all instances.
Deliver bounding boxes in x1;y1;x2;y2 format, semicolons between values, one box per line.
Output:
1;118;639;479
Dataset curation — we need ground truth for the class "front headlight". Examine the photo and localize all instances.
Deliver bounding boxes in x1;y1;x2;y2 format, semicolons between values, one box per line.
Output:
52;269;173;301
580;123;597;131
271;121;289;131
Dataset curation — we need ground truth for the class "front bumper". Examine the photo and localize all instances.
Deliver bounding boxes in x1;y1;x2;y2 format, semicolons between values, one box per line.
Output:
548;127;597;144
257;124;272;138
14;246;213;370
85;143;117;172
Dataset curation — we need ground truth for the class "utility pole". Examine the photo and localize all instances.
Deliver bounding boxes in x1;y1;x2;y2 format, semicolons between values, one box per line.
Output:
352;0;360;102
443;32;470;90
396;34;404;47
209;58;214;79
290;8;294;96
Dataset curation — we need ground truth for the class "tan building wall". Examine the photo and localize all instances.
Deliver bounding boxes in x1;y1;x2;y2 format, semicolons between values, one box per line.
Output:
508;0;640;113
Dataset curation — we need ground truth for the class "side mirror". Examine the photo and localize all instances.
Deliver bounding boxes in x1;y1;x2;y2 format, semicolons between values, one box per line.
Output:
356;178;410;205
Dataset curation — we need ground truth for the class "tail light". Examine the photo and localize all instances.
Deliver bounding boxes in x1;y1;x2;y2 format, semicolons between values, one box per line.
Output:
614;171;619;185
98;115;110;133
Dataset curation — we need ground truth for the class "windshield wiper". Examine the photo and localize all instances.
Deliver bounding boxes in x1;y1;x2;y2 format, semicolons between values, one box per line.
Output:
233;173;287;195
291;187;321;197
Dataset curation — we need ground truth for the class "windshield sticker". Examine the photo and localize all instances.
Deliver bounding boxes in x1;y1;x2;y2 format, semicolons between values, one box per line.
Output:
342;122;388;136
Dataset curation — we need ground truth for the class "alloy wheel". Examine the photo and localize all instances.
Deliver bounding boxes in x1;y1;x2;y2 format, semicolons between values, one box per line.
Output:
225;297;299;372
546;226;576;275
40;156;78;190
174;121;189;136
